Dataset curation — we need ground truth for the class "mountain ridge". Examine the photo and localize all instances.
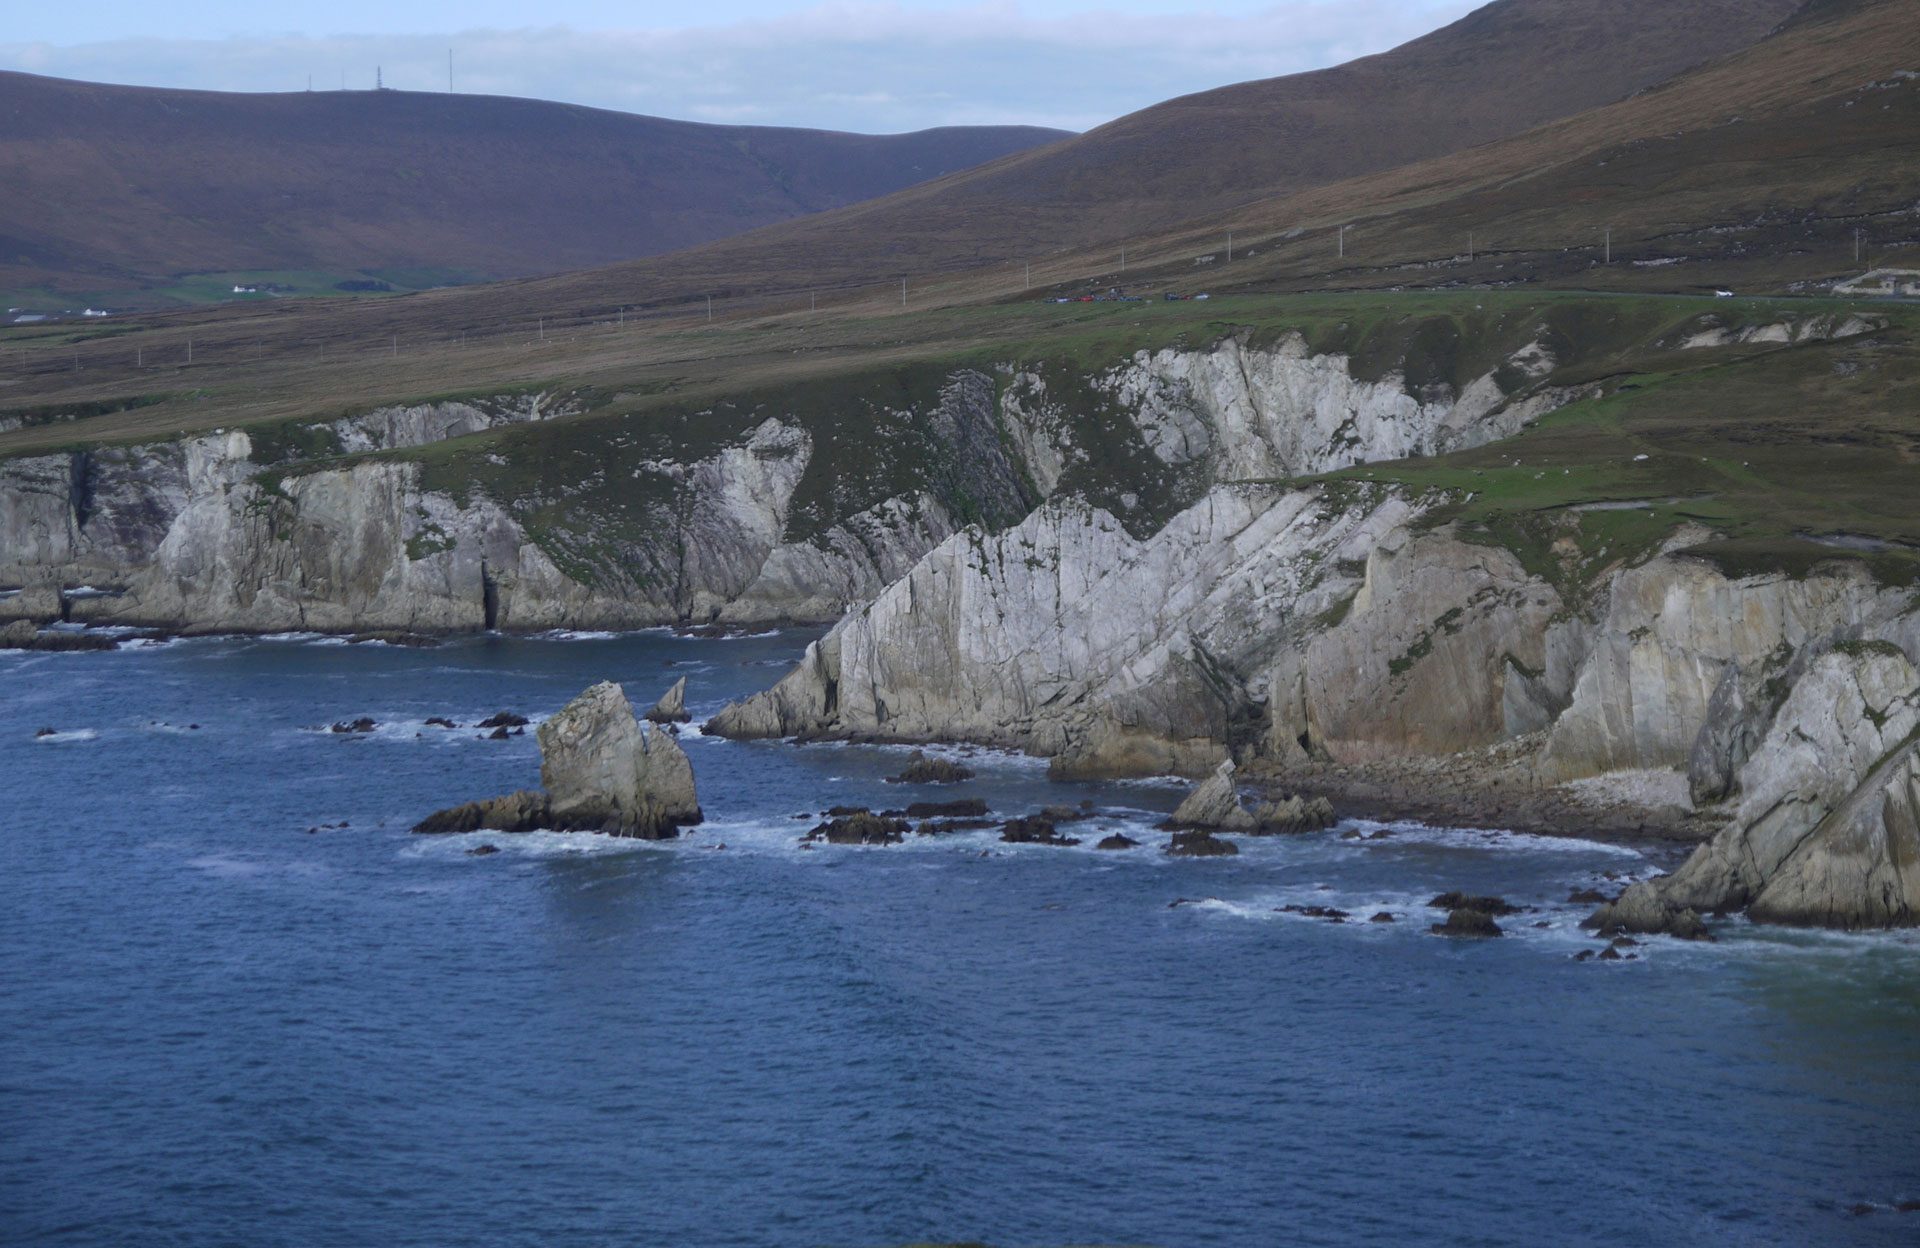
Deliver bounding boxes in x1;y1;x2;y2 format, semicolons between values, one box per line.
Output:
0;71;1071;303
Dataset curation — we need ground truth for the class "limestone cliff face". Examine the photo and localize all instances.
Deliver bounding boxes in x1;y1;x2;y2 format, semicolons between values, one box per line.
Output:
0;333;1564;634
1596;645;1920;930
709;484;1421;775
706;328;1579;774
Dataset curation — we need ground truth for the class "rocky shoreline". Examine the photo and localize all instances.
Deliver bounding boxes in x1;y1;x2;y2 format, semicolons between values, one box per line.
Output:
1243;732;1729;846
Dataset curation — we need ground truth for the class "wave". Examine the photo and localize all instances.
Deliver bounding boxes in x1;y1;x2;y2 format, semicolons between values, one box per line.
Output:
33;727;99;742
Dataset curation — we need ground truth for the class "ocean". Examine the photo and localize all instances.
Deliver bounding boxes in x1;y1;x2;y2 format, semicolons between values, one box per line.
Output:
3;629;1917;1246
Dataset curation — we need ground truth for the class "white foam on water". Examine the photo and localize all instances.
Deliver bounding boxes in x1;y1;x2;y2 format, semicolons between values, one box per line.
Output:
1341;819;1650;858
33;728;98;742
400;829;668;861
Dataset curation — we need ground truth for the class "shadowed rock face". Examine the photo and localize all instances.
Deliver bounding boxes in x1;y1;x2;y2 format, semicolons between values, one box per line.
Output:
413;681;700;839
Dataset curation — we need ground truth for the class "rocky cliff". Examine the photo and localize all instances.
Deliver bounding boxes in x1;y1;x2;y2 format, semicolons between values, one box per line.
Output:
0;326;1565;634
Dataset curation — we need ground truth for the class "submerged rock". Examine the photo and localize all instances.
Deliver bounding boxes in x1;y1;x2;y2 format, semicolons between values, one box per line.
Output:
1250;794;1337;835
1431;908;1503;937
0;620;117;651
1000;816;1080;846
803;809;909;844
886;751;975;784
645;677;691;724
1427;892;1521;916
1584;889;1714;941
330;717;376;734
1165;829;1239;857
1170;760;1256;831
905;798;988;818
413;681;701;839
411;789;552;835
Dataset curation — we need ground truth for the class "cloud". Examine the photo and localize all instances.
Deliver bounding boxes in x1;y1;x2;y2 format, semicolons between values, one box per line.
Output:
0;2;1473;133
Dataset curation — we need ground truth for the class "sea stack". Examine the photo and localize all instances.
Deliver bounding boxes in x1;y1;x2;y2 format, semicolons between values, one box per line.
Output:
413;681;701;838
645;676;691;724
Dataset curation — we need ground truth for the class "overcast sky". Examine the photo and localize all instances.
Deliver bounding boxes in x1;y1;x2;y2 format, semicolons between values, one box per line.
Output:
2;1;1474;133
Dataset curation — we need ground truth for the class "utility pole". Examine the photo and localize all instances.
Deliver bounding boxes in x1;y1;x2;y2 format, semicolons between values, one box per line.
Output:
1227;233;1233;262
1605;227;1611;264
901;277;907;306
1120;245;1125;273
1025;262;1030;290
187;339;193;364
538;317;544;341
706;295;712;322
809;291;815;312
1338;225;1349;259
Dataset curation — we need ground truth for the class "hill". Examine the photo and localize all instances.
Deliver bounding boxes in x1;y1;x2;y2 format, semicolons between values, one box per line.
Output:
4;0;1915;455
0;72;1069;307
451;0;1802;304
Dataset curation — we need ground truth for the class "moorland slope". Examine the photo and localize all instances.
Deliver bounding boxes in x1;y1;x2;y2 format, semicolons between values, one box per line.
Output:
0;72;1068;304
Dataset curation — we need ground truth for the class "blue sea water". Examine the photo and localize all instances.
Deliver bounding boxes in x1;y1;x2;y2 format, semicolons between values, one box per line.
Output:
2;629;1918;1248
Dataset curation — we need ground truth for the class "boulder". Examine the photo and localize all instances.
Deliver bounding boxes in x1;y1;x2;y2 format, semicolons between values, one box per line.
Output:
1000;816;1080;846
645;677;691;724
1095;833;1141;850
411;789;552;834
476;711;529;728
1170;760;1256;831
804;810;908;845
905;798;988;818
1250;794;1337;834
1165;829;1239;857
886;750;975;784
0;620;117;651
1584;888;1714;941
1427;892;1521;916
1431;908;1503;937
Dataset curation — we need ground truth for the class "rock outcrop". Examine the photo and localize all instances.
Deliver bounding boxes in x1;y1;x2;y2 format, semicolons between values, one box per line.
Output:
645;677;690;724
1170;761;1256;830
413;681;700;838
2;331;1568;636
1593;645;1920;931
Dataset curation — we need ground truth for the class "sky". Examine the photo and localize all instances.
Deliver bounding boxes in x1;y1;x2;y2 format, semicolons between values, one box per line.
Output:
0;1;1475;134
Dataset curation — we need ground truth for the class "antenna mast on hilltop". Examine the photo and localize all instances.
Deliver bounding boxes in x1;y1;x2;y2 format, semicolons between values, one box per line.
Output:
376;66;384;91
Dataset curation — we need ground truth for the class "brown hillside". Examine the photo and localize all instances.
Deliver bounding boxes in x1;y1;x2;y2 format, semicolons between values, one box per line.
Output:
481;0;1802;304
0;73;1068;300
